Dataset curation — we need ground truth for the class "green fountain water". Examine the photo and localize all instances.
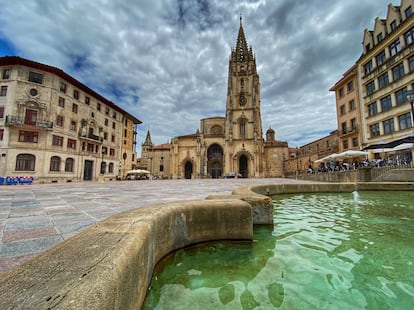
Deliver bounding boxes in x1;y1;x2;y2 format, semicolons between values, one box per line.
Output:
143;191;414;309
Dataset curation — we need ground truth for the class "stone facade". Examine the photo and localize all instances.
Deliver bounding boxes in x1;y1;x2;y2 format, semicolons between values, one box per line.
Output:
0;56;141;183
142;19;289;179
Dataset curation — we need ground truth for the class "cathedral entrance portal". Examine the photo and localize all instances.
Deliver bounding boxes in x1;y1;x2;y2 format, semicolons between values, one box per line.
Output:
207;144;223;179
184;161;192;179
239;155;248;178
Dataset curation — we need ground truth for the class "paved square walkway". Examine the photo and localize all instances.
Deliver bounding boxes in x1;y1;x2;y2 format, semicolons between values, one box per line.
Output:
0;178;311;275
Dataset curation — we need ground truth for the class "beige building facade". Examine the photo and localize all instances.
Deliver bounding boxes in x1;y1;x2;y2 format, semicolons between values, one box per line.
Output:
0;56;141;183
358;0;414;158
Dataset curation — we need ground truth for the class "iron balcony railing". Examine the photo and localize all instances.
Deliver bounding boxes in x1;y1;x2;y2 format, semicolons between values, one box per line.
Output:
5;115;53;129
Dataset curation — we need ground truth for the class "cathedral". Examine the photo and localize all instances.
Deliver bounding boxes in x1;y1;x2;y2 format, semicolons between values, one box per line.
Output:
141;18;289;179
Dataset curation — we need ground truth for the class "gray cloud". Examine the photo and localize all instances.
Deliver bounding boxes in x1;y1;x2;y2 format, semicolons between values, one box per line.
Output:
0;0;393;150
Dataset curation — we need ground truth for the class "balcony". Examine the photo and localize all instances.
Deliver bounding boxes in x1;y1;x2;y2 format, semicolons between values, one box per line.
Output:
5;115;53;129
339;126;359;137
78;131;103;142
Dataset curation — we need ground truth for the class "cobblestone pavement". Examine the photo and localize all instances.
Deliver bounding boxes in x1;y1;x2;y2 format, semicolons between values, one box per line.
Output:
0;178;312;275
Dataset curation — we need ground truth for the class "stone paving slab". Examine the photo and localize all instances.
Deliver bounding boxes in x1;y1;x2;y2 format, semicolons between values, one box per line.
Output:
0;178;311;275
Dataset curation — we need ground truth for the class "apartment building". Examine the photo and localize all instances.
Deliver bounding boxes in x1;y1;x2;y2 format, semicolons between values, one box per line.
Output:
0;56;141;183
358;0;414;154
330;64;363;153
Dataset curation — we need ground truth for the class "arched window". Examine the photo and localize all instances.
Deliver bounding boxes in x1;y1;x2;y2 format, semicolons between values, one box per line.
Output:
65;158;74;172
16;154;35;171
239;118;247;139
210;125;223;135
108;162;114;173
50;156;61;171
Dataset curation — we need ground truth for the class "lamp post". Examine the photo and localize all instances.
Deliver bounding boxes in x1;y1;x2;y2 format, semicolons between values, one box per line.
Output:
100;147;105;175
406;90;414;126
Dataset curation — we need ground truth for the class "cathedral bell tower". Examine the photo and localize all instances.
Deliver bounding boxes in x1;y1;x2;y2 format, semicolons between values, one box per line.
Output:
224;17;263;177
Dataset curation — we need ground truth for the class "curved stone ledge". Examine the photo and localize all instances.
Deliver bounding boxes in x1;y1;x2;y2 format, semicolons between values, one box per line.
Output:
0;199;252;310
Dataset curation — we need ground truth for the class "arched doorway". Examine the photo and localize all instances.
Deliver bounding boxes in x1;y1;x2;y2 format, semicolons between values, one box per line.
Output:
184;161;192;179
207;144;223;178
239;155;248;178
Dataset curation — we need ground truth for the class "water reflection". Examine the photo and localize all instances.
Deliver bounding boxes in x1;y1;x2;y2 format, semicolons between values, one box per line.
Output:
143;191;414;309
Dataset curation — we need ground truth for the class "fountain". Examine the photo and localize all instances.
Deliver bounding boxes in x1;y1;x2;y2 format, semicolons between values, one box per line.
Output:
143;191;414;309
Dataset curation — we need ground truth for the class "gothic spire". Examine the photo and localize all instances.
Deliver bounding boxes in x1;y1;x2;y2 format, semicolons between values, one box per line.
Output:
143;129;153;146
234;16;253;62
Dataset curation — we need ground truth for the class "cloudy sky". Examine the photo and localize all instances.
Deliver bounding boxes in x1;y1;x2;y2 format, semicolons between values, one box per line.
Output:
0;0;394;153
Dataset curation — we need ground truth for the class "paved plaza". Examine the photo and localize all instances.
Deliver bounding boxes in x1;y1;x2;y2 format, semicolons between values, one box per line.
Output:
0;178;311;275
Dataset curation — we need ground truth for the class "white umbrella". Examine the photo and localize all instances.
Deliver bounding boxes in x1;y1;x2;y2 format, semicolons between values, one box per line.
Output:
126;169;150;175
315;153;339;163
336;150;369;160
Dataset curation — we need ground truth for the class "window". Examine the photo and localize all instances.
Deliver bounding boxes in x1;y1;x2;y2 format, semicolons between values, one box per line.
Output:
108;163;114;173
102;146;108;155
105;107;109;115
73;90;79;100
364;61;373;75
395;88;408;105
409;55;414;72
109;148;115;156
70;120;77;131
340;105;346;115
239;118;246;138
28;71;43;84
72;103;78;113
52;135;63;146
111;135;115;143
377;33;383;43
347;81;354;92
50;156;61;171
342;140;349;150
351;118;357;130
0;107;4;118
405;27;414;45
352;137;359;147
65;158;74;172
341;122;347;134
383;118;395;135
113;112;117;119
398;112;412;130
16;154;35;171
160;164;164;172
124;129;127;137
2;69;10;79
390;20;397;31
366;80;375;95
97;103;101;111
19;131;38;143
56;115;64;127
85;96;90;105
103;132;108;140
112;122;116;129
389;39;401;56
405;6;412;18
100;161;106;174
365;43;371;52
392;63;405;81
0;128;3;141
376;50;386;66
349;100;356;111
67;139;76;149
105;119;108;126
60;82;67;93
25;109;37;125
339;88;345;97
380;95;392;112
370;123;380;137
368;102;378;116
0;86;6;96
378;73;389;88
58;97;65;107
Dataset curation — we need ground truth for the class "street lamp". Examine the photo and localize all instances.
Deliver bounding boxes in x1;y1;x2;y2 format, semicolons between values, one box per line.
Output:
100;147;105;175
406;90;414;126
